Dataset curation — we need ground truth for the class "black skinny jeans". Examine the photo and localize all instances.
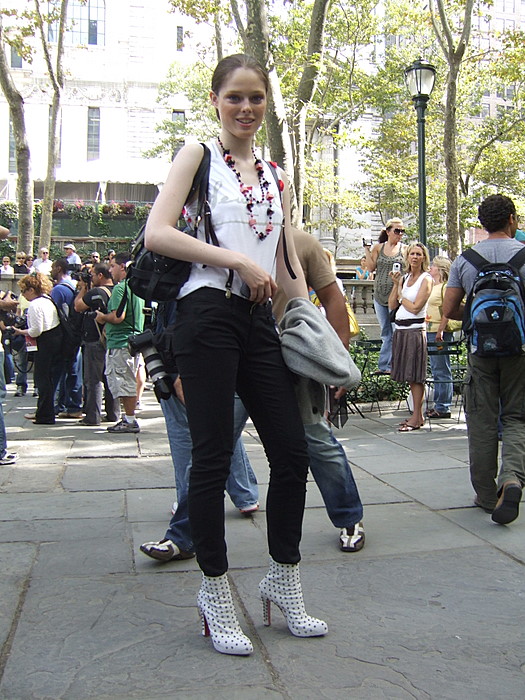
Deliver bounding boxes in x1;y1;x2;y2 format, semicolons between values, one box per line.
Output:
34;325;63;423
174;288;309;577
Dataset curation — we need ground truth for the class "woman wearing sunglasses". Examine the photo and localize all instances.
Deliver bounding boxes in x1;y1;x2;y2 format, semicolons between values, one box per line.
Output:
363;219;406;373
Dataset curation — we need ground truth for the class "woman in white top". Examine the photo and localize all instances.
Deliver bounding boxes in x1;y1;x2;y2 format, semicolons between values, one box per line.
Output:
388;243;433;431
145;54;326;656
15;273;62;424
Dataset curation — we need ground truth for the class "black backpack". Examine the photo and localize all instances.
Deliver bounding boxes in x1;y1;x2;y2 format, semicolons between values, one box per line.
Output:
126;144;221;304
126;145;296;304
46;288;82;359
462;247;525;357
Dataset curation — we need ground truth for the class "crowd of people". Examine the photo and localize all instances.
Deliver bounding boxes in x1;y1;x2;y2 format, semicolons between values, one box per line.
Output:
0;53;522;661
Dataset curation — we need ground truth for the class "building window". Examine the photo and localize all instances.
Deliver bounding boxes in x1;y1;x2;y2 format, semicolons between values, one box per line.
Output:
8;121;17;174
87;107;100;161
50;0;105;46
177;26;184;51
10;46;22;68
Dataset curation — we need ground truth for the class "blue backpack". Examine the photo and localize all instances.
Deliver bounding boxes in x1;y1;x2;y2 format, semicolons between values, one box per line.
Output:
462;247;525;357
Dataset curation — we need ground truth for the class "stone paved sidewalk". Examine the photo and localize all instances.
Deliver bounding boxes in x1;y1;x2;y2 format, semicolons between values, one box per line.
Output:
0;387;524;699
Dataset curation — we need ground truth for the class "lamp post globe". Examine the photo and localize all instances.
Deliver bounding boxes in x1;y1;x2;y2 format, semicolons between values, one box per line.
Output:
404;58;436;247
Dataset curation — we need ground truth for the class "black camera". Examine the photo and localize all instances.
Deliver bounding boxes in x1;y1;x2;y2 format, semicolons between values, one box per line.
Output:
2;315;27;353
71;269;92;289
128;328;174;402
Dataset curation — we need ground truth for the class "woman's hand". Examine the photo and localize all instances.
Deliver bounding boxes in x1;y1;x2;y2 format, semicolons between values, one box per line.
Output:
389;270;402;284
435;330;444;342
236;257;277;304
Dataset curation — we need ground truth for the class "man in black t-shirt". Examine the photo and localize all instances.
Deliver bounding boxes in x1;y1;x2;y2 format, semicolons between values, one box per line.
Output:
74;264;119;426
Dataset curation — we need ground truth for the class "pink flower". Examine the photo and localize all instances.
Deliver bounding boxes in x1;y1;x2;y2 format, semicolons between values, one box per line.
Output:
265;224;273;233
249;217;257;226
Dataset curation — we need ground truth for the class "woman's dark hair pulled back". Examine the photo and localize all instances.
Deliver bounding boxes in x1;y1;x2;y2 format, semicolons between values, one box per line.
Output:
211;54;269;95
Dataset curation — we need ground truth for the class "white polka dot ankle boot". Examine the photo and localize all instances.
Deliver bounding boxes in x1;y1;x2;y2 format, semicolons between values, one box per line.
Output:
197;573;253;655
259;559;328;637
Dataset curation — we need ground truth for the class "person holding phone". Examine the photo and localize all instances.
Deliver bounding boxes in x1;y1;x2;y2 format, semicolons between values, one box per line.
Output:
388;243;433;431
363;219;406;373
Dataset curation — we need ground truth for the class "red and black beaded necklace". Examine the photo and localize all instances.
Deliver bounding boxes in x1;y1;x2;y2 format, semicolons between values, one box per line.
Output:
217;137;275;240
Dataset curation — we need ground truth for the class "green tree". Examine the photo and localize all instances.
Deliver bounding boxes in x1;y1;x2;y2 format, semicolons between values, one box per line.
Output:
0;11;34;252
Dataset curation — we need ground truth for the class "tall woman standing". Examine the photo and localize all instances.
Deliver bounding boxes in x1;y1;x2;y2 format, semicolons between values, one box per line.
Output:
145;54;327;656
389;243;433;431
363;219;406;373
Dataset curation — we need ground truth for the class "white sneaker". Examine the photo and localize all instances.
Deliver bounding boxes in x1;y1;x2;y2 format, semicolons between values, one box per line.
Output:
0;452;18;465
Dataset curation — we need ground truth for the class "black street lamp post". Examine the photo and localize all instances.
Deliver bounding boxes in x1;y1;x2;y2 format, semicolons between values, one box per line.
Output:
404;58;436;247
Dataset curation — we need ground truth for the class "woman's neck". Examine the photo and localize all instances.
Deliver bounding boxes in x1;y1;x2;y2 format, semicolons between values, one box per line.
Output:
218;131;254;160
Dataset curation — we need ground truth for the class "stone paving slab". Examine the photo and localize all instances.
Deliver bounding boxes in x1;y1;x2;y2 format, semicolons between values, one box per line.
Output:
0;492;124;521
31;537;134;578
384;466;475;510
233;550;525;700
0;461;64;493
0;517;127;545
351;450;466;477
62;457;173;491
439;506;525;564
0;543;35;650
0;573;272;700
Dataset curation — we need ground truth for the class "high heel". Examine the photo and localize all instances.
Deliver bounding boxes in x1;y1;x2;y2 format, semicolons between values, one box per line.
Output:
259;559;328;637
197;573;253;655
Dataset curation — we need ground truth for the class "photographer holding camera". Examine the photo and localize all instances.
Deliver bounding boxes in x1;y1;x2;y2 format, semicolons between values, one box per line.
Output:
95;253;144;433
74;263;119;426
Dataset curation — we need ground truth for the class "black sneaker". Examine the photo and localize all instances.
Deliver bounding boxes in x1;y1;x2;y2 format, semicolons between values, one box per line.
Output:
339;522;365;552
107;419;140;434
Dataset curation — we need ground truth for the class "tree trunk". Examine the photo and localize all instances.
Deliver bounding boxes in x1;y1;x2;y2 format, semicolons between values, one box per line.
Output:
244;0;298;222
0;23;34;253
292;0;330;226
443;64;460;259
35;0;68;250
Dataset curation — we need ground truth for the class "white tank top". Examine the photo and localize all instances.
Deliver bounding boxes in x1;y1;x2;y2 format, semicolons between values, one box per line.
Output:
395;272;432;330
179;139;283;299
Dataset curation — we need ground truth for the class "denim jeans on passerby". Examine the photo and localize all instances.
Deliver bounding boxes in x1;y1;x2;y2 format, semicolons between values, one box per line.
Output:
233;406;363;529
162;392;259;553
15;346;28;390
426;331;453;413
374;299;393;372
0;350;8;457
305;418;363;527
54;348;83;414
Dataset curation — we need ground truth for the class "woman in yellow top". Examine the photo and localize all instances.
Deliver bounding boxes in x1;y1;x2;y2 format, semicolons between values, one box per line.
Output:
426;256;454;419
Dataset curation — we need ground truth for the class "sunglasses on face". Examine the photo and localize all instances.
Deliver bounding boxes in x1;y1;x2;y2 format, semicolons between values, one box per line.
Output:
393;228;405;234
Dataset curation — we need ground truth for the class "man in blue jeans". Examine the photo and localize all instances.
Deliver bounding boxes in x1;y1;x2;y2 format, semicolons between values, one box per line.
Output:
271;229;364;552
